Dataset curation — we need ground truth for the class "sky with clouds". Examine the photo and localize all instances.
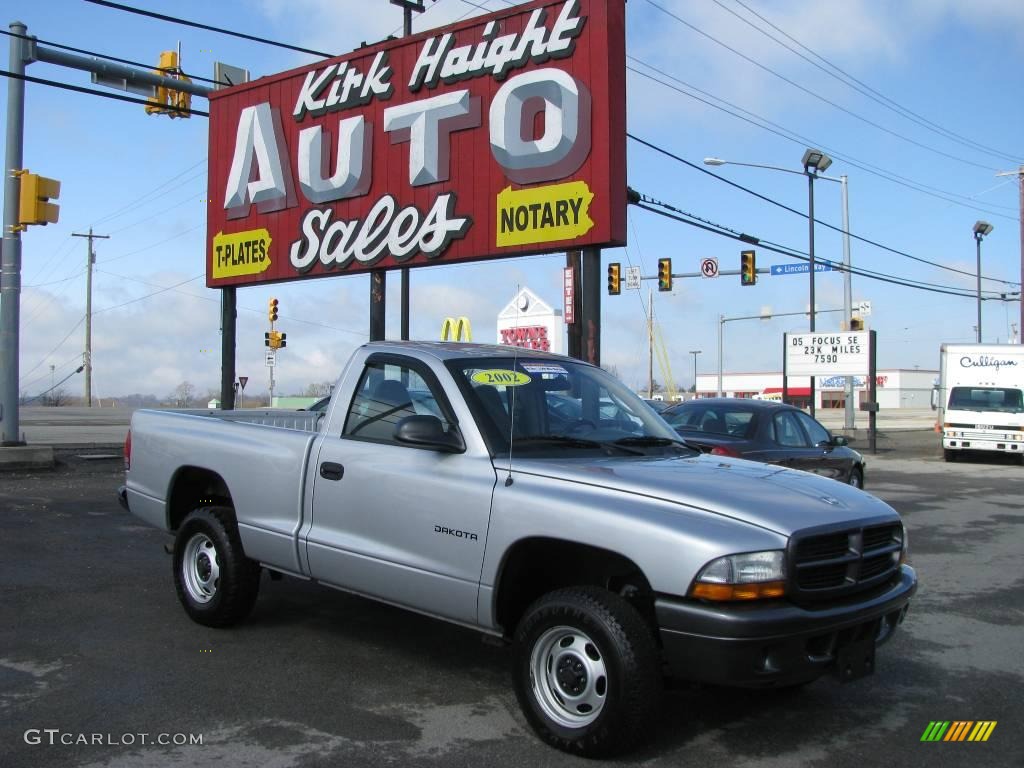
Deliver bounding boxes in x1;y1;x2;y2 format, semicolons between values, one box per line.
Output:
4;0;1023;401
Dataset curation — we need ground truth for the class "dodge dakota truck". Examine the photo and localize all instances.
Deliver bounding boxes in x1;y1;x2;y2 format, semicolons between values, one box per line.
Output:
120;341;916;756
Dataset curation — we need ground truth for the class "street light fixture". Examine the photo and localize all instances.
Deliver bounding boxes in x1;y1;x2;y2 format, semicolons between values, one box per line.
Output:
973;220;993;343
689;350;702;396
704;152;851;423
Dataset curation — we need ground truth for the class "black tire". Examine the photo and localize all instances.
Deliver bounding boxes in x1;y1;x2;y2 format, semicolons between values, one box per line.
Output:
512;586;661;757
173;506;260;627
943;449;957;462
848;467;864;489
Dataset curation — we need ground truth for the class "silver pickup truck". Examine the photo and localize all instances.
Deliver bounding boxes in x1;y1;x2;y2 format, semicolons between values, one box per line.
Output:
120;341;916;757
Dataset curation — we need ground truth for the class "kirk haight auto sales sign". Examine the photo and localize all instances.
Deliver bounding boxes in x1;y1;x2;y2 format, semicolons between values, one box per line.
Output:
206;0;626;288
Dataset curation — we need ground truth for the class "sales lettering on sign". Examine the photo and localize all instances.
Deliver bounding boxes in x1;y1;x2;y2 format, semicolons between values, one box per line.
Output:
206;0;626;287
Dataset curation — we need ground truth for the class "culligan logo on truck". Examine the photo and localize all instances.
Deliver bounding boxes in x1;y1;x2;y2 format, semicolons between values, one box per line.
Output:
959;355;1019;371
205;0;626;287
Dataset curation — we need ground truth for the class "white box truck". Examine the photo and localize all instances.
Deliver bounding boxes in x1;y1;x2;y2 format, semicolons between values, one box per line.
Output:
935;344;1024;462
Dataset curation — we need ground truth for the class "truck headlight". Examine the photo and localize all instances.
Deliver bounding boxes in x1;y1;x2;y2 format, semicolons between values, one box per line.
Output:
690;550;786;601
899;523;910;565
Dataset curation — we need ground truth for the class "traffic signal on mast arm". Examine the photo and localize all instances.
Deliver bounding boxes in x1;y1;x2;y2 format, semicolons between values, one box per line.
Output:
607;262;621;295
17;171;60;227
267;331;285;349
145;50;192;118
850;316;864;331
658;258;672;292
268;298;279;323
278;332;287;348
740;250;757;286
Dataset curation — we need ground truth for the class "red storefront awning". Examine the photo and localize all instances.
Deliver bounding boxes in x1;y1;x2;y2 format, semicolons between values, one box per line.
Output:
763;387;811;396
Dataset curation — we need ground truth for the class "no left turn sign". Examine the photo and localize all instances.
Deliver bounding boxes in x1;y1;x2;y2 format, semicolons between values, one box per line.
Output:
701;258;719;278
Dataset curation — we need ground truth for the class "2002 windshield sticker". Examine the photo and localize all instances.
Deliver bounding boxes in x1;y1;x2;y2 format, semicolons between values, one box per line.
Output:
471;370;531;386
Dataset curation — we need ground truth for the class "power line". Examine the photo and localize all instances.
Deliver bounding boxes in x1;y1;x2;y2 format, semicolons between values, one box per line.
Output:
0;28;228;86
633;196;1017;300
0;68;208;116
627;132;1020;287
19;317;86;383
92;275;205;314
91;162;206;228
642;0;1002;173
83;0;334;58
727;0;1023;165
625;61;1019;219
98;223;204;264
22;366;85;404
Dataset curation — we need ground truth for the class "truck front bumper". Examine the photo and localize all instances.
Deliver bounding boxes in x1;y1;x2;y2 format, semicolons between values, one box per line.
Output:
943;436;1023;454
656;565;917;688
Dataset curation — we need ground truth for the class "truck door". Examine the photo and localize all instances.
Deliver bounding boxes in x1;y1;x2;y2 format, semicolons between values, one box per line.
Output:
305;355;496;625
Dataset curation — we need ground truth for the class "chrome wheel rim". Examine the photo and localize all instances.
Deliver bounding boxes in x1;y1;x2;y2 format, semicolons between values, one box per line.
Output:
529;625;608;728
182;533;219;603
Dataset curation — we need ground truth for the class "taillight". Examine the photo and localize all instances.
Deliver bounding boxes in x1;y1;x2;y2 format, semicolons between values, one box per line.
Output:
710;445;741;458
124;430;132;472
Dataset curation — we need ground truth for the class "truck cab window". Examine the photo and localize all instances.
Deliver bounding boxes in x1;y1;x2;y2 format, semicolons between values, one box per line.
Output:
343;362;450;443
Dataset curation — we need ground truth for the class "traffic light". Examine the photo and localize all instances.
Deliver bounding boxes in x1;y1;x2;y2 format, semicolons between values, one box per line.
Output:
658;258;672;292
607;262;621;295
264;332;271;347
268;298;279;323
740;250;756;286
850;317;864;331
18;172;60;226
278;332;287;349
145;50;191;119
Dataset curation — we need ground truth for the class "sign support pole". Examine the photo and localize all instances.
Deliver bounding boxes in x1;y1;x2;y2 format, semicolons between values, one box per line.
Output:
580;247;601;366
869;330;877;454
782;334;789;406
566;250;582;359
220;287;236;409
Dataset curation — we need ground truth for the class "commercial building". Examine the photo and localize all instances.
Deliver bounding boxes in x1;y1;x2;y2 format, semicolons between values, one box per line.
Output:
496;287;564;354
695;369;937;410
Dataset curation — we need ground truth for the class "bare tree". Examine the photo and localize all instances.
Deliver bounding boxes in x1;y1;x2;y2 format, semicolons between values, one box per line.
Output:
303;381;334;397
171;381;196;407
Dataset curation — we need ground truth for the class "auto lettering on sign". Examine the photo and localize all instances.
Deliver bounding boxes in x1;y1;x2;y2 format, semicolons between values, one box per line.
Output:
205;0;627;287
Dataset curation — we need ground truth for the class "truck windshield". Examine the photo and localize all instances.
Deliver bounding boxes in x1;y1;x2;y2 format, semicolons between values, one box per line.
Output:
448;357;694;457
948;386;1024;413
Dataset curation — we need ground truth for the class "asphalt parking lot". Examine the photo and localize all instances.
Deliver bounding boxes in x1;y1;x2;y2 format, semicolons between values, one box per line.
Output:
2;446;1022;767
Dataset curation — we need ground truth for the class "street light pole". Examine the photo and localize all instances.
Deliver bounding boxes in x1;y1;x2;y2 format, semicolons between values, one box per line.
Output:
840;175;854;429
973;221;993;343
689;350;701;396
802;149;833;419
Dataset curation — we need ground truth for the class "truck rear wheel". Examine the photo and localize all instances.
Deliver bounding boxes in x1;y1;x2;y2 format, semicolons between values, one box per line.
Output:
173;506;260;627
512;586;661;757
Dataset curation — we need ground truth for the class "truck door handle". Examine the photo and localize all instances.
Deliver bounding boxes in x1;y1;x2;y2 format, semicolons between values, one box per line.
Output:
319;462;344;481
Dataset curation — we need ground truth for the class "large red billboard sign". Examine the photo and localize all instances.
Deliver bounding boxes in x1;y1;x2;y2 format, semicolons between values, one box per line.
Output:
205;0;626;287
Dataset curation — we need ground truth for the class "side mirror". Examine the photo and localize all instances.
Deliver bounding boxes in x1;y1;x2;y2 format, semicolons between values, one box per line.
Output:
831;435;849;447
395;415;465;453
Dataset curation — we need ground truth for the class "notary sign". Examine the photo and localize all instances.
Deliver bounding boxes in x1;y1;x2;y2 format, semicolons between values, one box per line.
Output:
785;332;870;377
205;0;627;287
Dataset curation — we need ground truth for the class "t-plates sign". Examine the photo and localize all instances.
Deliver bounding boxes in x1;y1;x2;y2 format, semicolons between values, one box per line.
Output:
238;376;249;390
786;332;870;377
701;258;719;278
206;0;627;288
625;265;641;290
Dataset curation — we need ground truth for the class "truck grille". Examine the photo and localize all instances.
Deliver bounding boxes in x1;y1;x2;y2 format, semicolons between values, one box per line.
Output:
790;522;902;601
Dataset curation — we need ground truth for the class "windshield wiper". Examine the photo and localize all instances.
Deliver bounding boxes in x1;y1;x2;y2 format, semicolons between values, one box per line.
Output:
511;435;646;455
613;436;690;447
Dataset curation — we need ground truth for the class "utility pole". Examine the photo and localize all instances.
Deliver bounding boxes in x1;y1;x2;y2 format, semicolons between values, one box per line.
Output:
996;166;1024;344
647;289;654;398
689;350;701;396
72;229;109;407
387;0;428;342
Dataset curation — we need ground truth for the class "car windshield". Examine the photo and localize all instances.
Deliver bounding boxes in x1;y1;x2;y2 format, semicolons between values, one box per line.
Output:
663;404;758;438
448;357;694;457
948;386;1024;413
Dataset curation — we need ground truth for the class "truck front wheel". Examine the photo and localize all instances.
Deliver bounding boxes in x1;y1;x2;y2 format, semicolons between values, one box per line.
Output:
512;586;661;757
173;506;260;627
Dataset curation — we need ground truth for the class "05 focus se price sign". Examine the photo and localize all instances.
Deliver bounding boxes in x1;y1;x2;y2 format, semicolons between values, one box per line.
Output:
785;332;870;377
